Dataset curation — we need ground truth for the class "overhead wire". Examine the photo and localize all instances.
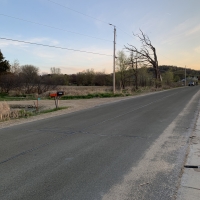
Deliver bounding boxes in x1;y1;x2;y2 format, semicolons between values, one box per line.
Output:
116;26;135;40
46;0;137;40
45;0;144;50
47;0;109;25
0;1;129;52
0;13;125;48
0;37;112;57
0;13;112;42
1;1;184;67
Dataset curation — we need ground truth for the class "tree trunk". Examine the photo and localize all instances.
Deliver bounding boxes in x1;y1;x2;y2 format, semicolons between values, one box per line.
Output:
135;58;138;90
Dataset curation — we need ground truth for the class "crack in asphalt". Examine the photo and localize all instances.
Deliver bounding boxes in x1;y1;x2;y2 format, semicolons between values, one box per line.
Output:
0;128;149;165
182;185;200;191
0;91;182;165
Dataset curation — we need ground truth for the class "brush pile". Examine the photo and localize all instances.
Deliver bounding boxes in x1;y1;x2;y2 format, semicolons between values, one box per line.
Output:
0;102;21;121
0;102;10;121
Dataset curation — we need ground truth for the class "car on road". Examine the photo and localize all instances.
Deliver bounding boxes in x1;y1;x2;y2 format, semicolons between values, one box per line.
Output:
188;81;195;86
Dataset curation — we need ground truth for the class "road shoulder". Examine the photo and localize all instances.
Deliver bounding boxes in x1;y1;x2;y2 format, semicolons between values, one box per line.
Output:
176;112;200;200
0;90;169;130
0;96;131;129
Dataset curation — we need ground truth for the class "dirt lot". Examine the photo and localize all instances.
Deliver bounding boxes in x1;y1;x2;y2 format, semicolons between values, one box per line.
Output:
0;96;131;129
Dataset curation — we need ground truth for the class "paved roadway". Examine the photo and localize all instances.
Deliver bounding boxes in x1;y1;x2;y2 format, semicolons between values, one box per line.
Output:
0;86;200;200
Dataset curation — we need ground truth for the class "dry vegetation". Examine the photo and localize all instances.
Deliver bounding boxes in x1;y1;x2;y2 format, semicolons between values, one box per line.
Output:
0;102;32;121
0;102;11;121
41;85;166;97
0;85;175;122
41;86;113;97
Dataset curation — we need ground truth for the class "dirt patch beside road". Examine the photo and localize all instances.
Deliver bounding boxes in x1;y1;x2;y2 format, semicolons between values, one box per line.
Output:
0;97;130;129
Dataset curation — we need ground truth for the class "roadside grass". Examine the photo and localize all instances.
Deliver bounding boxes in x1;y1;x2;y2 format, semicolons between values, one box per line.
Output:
0;105;68;122
0;84;182;102
57;86;112;96
39;107;68;114
60;93;130;100
0;93;37;101
19;106;68;118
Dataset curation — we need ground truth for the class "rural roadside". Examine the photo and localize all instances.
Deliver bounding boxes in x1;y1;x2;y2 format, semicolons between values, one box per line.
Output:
176;110;200;199
0;89;166;129
0;96;134;129
1;88;200;199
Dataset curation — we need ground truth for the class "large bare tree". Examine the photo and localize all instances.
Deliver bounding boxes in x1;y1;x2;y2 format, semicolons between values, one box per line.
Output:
125;30;162;87
126;51;141;90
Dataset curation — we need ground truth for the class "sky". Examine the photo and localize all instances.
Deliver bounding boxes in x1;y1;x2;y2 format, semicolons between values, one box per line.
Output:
0;0;200;74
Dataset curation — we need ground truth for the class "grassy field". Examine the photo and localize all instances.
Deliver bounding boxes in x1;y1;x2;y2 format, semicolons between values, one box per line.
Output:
1;85;174;101
47;86;114;96
46;85;163;98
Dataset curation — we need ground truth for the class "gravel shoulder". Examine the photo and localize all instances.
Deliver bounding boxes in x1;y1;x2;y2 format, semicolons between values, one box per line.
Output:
0;96;131;129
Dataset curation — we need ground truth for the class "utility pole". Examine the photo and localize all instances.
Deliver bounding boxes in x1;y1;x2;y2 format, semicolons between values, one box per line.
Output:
185;66;186;86
109;24;116;94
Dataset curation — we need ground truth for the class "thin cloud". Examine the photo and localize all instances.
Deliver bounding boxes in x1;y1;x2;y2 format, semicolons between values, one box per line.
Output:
28;37;60;45
16;45;113;74
0;39;27;47
0;37;60;48
161;17;200;45
186;24;200;36
194;46;200;53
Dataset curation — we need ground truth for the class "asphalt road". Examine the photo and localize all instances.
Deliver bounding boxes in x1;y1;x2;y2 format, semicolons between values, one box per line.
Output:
0;86;200;200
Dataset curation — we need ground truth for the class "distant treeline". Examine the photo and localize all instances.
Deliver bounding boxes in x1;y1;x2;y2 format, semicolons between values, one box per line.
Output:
0;64;200;95
0;47;200;94
158;65;200;80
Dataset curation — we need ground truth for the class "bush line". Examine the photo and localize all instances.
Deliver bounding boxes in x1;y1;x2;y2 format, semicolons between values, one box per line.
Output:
60;93;130;100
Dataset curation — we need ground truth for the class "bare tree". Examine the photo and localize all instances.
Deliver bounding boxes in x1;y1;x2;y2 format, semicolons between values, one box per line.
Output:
36;75;59;94
125;30;162;87
126;52;141;90
21;65;39;93
138;67;154;87
10;60;21;75
0;73;17;93
116;50;129;89
94;72;107;86
50;67;61;74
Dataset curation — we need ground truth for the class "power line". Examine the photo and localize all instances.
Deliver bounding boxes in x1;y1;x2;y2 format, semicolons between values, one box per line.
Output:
46;1;135;47
0;13;112;42
0;13;125;48
0;37;112;57
117;26;135;40
47;0;109;25
0;13;124;49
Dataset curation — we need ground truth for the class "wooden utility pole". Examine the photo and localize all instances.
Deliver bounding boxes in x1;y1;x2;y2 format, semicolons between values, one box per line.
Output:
110;24;116;94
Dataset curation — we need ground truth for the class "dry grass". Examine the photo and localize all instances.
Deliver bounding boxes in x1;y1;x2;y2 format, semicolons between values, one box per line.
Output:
41;86;113;97
0;102;10;121
59;86;113;96
8;90;22;97
0;102;22;121
6;85;180;100
40;85;169;98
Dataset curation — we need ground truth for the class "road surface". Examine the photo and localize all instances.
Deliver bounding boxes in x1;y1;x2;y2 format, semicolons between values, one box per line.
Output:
0;86;200;200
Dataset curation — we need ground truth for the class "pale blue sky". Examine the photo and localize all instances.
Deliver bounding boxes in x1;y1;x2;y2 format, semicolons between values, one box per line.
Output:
0;0;200;74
